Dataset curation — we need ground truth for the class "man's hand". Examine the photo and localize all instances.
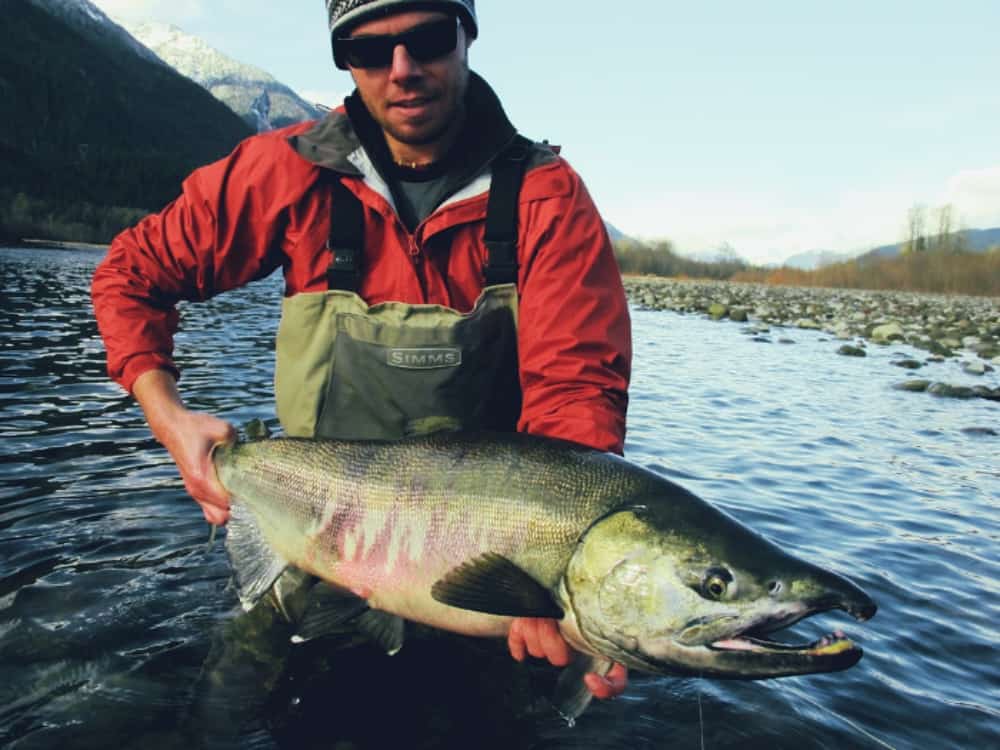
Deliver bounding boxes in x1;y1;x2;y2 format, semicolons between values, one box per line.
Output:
507;617;628;699
133;369;235;524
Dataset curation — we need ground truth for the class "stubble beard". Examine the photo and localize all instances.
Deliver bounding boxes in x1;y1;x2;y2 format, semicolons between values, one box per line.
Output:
384;60;469;148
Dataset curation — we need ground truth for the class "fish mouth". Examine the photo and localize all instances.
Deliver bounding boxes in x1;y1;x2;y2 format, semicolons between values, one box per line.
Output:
715;594;875;675
708;629;859;659
657;593;877;678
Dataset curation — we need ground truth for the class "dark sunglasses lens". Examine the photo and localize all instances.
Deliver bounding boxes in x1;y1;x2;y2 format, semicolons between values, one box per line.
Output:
339;18;457;69
404;19;458;62
340;37;393;68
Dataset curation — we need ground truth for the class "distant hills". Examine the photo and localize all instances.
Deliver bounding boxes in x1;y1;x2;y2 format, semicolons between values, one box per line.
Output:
2;0;252;214
858;227;1000;262
119;20;326;131
782;227;1000;269
781;249;853;270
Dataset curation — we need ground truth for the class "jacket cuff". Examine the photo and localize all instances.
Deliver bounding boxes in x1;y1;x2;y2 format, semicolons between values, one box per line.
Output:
520;408;626;455
117;355;180;395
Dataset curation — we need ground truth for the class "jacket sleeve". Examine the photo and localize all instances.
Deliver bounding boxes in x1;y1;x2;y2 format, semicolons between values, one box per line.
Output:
91;137;290;393
516;161;631;454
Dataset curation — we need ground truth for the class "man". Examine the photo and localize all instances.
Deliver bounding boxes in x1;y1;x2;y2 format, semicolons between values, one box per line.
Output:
92;0;630;702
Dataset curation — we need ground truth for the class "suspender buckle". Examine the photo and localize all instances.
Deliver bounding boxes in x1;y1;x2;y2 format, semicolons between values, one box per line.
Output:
483;240;518;286
327;242;360;290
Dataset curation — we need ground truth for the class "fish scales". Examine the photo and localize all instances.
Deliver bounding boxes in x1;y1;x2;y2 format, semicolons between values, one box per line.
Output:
214;430;876;708
216;433;648;635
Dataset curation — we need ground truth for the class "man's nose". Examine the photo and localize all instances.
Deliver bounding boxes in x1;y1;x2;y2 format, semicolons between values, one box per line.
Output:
388;43;421;81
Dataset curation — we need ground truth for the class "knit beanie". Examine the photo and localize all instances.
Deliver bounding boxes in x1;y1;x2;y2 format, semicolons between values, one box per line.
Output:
327;1;478;39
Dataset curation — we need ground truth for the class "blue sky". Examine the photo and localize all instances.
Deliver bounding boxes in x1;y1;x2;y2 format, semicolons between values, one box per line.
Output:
93;1;1000;264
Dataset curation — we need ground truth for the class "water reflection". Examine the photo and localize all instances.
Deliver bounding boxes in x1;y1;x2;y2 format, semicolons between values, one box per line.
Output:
1;247;998;749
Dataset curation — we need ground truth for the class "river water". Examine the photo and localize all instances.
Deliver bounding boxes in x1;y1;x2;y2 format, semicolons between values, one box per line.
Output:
1;245;997;749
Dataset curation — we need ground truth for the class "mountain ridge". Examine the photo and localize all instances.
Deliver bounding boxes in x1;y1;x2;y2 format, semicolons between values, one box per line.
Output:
119;20;325;130
1;0;251;234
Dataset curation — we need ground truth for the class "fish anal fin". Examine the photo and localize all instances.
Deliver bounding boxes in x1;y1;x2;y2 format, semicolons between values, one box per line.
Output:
357;610;406;655
431;552;563;618
291;583;369;644
226;503;288;611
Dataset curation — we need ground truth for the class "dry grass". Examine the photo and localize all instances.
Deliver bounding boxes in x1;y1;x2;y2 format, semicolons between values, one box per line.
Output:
731;248;1000;297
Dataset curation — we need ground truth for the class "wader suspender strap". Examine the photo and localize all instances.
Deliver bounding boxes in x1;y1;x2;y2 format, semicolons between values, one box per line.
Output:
482;135;531;286
325;135;532;292
326;177;364;291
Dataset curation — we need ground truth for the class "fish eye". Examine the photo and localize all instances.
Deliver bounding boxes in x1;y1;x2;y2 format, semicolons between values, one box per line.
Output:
702;567;733;600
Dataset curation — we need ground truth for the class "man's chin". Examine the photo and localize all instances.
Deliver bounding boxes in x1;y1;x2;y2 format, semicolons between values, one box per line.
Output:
386;121;451;149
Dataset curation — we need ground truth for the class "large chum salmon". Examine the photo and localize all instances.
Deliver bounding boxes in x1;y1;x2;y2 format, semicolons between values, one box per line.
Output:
214;431;876;719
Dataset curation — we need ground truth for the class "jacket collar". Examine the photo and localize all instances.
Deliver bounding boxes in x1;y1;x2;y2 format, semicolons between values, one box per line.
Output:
289;72;517;185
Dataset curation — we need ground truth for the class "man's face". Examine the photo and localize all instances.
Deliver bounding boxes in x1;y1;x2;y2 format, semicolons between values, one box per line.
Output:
345;10;471;158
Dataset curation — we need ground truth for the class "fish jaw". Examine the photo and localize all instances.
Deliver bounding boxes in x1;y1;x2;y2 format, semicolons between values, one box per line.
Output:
630;594;874;678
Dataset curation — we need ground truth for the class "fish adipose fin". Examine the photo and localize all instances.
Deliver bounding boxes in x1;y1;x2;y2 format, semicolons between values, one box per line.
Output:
291;583;369;644
226;503;288;611
357;610;406;655
431;553;564;618
552;653;614;726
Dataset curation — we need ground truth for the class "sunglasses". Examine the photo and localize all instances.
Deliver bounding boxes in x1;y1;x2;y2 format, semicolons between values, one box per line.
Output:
334;17;460;70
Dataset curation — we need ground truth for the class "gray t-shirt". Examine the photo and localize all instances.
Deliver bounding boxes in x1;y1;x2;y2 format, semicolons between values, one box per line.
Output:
393;171;454;232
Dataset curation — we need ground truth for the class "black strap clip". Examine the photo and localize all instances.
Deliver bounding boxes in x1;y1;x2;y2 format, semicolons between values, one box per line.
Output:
326;242;360;291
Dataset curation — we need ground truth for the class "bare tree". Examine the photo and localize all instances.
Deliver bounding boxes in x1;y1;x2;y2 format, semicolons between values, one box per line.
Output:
902;204;927;254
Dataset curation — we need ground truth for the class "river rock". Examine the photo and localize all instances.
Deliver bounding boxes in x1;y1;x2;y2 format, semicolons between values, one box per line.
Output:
927;383;975;399
872;322;905;342
708;303;728;319
729;307;748;323
962;361;991;376
892;359;923;370
894;380;931;392
838;345;866;357
795;318;821;330
961;427;998;436
925;340;955;358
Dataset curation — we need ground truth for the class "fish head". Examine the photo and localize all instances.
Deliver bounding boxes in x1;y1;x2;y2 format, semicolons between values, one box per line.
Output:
563;490;876;679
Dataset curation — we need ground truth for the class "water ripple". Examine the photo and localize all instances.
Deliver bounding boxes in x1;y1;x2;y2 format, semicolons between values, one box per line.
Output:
2;248;998;748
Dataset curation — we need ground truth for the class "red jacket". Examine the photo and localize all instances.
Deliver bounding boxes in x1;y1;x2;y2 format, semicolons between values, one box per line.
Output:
92;93;631;453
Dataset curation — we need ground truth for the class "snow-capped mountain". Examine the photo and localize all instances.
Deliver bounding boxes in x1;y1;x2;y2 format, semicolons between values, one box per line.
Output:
120;20;325;130
27;0;166;67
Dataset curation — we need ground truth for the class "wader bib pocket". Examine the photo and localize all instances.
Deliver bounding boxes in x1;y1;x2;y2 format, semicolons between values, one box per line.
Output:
275;284;520;440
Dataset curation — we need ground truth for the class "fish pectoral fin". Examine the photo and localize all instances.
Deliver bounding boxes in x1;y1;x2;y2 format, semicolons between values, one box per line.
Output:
430;552;564;618
226;502;288;611
357;610;406;656
552;653;614;726
291;583;369;644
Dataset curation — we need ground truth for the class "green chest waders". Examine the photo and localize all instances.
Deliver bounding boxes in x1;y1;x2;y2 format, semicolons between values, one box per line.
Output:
275;138;530;441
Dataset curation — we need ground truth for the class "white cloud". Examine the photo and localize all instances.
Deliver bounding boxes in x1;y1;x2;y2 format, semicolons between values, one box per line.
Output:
942;166;1000;228
602;167;1000;265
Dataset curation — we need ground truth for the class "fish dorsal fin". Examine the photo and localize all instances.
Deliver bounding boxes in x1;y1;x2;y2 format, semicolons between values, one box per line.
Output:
243;418;272;440
291;583;369;644
226;503;288;611
357;610;406;655
552;653;613;726
431;553;564;618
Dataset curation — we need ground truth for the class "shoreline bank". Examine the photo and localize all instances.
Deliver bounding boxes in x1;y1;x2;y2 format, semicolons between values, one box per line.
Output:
623;276;1000;401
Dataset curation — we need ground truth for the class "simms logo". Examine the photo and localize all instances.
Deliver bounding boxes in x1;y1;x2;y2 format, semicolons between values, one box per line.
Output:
386;347;463;369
